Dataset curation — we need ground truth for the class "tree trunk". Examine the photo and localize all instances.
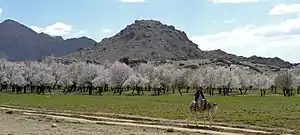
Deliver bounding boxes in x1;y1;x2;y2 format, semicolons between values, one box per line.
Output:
98;87;103;95
23;86;27;94
88;87;92;95
239;88;243;95
172;87;175;94
178;87;182;96
186;86;190;93
119;87;123;95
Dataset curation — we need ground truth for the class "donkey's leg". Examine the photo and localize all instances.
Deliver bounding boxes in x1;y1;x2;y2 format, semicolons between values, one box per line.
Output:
209;111;213;127
203;111;207;127
194;112;198;126
187;110;193;126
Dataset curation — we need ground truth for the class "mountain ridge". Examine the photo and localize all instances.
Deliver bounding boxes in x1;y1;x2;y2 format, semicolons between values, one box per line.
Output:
0;19;296;68
0;19;97;61
203;49;295;68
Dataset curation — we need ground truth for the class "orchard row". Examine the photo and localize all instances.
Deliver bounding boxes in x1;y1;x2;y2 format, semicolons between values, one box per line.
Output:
0;58;299;96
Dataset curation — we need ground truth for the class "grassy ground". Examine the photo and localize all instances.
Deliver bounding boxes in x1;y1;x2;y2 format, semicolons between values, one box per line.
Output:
0;92;299;131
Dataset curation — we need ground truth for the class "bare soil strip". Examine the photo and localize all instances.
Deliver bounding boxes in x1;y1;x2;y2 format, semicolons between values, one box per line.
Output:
0;104;295;134
23;112;243;135
0;105;296;135
1;111;187;135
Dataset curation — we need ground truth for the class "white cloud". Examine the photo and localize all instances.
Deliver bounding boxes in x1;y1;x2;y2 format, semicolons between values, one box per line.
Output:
44;22;72;36
30;22;86;39
102;29;112;33
223;19;237;24
120;0;145;3
207;0;260;4
269;4;300;16
0;8;3;16
191;17;300;63
30;22;72;37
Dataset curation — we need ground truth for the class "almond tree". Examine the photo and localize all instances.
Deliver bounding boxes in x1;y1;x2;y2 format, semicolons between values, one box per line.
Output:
0;59;11;91
63;62;87;92
56;64;73;90
135;63;154;91
182;68;194;92
231;65;251;94
10;71;27;93
252;73;270;96
123;73;148;95
48;61;69;90
108;61;134;95
92;66;109;95
274;70;295;96
123;74;139;87
5;62;28;93
215;66;233;96
190;68;205;89
293;76;300;94
202;67;216;95
72;63;100;94
171;68;190;95
152;64;174;95
291;66;300;94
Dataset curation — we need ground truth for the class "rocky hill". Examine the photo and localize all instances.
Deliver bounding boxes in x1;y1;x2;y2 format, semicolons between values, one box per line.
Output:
64;19;295;68
64;20;205;63
0;19;97;61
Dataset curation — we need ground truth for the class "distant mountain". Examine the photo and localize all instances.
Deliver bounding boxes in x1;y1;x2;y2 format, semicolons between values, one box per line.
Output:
203;49;295;68
0;19;97;61
246;55;295;68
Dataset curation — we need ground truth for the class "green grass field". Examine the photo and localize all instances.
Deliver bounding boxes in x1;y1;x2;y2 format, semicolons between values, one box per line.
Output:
0;93;299;131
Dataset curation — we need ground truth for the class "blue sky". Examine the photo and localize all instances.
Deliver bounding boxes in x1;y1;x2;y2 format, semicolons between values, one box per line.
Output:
0;0;300;63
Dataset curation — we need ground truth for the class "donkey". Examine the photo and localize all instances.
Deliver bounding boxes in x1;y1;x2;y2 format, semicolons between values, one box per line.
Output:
187;99;218;127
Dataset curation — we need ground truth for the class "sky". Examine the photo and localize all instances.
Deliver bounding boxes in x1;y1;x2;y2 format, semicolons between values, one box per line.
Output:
0;0;299;63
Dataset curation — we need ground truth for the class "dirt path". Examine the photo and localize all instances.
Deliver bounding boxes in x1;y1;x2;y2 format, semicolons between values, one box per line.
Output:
0;105;297;135
0;110;200;135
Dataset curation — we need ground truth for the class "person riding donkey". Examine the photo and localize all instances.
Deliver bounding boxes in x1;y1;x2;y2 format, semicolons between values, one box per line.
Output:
188;87;217;127
194;87;206;110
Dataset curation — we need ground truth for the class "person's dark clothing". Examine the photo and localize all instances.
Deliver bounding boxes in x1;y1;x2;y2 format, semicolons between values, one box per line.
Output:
194;88;206;110
195;88;205;102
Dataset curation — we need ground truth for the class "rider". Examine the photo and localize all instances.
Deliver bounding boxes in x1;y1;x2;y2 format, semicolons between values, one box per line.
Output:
194;87;206;110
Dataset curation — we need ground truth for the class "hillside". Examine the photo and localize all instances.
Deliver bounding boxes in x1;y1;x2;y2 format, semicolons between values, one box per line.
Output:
0;19;97;61
64;20;205;63
204;49;295;68
64;20;295;68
